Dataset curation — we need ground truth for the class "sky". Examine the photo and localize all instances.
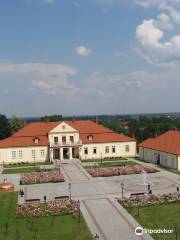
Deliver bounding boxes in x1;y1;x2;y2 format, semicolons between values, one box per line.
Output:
0;0;180;117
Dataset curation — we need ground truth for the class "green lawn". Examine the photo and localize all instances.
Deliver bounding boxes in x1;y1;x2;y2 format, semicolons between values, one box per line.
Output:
84;160;138;169
82;157;128;163
0;192;92;240
3;162;53;168
126;203;180;240
99;160;138;168
2;166;40;174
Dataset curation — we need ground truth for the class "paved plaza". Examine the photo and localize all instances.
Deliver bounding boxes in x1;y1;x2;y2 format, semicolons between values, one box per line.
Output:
1;160;180;240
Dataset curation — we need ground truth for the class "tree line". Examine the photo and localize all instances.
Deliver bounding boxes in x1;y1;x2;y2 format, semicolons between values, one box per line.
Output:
101;116;180;143
0;114;63;140
1;113;180;143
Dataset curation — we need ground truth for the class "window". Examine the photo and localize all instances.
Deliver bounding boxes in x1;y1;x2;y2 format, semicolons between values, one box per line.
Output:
32;150;36;158
19;150;23;158
62;136;66;143
125;145;130;152
70;136;74;143
87;135;93;141
40;149;45;157
93;148;97;154
112;146;116;153
54;137;58;144
105;146;109;153
34;137;40;144
84;148;88;155
12;151;16;159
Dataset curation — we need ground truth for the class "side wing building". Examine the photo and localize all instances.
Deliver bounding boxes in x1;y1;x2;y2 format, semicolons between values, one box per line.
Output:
139;130;180;170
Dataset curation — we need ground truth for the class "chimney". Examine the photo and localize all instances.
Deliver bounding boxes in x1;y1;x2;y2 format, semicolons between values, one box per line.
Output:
72;116;76;123
95;116;99;124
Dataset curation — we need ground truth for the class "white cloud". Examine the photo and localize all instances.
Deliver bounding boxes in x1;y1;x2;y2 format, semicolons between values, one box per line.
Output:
155;13;174;30
136;19;180;64
95;0;180;65
136;19;163;47
76;46;92;57
0;63;78;95
134;0;180;9
133;0;180;65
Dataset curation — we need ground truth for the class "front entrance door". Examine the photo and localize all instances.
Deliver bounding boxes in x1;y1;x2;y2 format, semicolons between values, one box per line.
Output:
63;148;69;159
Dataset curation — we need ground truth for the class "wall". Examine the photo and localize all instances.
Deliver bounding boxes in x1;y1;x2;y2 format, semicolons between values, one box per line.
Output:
139;147;179;170
48;121;80;146
79;141;136;160
0;146;48;164
178;155;180;171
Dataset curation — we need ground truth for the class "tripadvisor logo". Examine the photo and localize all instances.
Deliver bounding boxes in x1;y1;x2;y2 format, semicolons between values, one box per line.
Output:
135;227;174;236
135;227;143;236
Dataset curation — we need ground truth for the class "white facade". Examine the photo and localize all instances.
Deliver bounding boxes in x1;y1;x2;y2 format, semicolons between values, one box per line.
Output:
0;121;137;164
0;146;48;165
48;122;136;161
139;147;180;170
80;142;136;160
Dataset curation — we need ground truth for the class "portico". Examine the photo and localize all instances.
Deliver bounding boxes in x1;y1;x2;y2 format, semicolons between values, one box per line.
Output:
51;145;81;161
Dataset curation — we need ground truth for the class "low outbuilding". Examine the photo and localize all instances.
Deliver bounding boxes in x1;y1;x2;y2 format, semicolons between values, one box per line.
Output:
139;130;180;170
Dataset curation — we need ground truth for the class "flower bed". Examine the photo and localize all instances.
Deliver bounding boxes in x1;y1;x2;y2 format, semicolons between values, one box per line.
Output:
16;199;78;217
87;165;158;177
20;170;65;185
118;193;180;208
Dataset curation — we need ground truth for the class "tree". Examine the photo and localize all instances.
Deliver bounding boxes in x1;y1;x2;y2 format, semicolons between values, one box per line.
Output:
40;115;63;122
0;114;11;140
9;116;26;134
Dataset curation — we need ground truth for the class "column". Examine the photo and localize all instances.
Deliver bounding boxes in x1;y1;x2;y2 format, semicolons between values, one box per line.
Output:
69;147;72;160
60;148;63;160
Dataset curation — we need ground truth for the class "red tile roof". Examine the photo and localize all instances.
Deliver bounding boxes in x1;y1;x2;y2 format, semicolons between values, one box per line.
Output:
0;136;48;148
66;120;134;143
68;120;113;134
139;130;180;155
13;122;59;137
80;132;134;144
0;120;135;148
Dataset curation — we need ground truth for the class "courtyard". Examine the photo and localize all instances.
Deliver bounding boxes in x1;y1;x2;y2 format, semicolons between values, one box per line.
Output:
1;159;180;240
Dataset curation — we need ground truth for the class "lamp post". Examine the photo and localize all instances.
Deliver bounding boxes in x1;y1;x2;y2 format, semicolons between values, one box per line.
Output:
68;183;71;201
77;200;80;223
33;155;36;166
137;196;140;217
94;233;100;239
148;182;151;193
57;160;61;175
121;182;124;200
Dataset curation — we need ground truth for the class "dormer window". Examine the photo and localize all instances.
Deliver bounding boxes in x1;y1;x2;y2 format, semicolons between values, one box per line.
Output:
87;135;93;141
34;137;40;144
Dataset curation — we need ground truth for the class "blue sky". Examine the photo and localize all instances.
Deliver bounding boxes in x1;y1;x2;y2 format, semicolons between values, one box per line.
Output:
0;0;180;117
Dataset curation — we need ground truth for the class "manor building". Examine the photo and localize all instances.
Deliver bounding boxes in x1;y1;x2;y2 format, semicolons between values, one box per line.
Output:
139;130;180;170
0;120;136;164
